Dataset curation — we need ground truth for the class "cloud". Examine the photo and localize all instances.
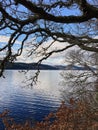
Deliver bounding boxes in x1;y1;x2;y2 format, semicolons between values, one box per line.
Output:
17;39;75;65
0;35;21;44
0;35;78;65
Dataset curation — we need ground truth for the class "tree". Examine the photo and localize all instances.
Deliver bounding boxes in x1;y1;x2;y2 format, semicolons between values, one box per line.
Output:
60;49;98;108
0;0;98;79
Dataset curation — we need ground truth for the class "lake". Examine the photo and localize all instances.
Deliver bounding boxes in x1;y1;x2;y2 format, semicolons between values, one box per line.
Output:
0;70;64;129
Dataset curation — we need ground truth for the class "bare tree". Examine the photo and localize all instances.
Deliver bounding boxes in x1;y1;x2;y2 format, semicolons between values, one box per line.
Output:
60;49;98;109
0;0;98;80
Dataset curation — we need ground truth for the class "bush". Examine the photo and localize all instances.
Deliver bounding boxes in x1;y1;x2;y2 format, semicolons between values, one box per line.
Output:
0;99;98;130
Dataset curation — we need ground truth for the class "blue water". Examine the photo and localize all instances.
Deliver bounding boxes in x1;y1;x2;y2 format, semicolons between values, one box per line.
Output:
0;70;63;129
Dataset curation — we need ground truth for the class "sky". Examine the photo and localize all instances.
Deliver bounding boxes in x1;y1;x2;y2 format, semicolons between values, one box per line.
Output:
0;35;76;65
0;0;94;65
0;1;76;65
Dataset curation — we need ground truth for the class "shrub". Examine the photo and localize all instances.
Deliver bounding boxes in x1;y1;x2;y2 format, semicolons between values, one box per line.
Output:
0;99;98;130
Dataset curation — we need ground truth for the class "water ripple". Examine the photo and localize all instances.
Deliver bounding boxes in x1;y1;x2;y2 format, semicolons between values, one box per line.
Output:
0;70;63;129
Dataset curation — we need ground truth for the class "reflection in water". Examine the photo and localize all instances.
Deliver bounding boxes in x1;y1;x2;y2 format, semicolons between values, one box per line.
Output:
0;70;63;129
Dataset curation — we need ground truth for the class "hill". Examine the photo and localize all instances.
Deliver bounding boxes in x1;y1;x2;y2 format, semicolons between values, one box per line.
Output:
0;61;94;70
4;62;58;70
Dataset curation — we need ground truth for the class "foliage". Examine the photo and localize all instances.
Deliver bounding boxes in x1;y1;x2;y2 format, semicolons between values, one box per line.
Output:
0;99;98;130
